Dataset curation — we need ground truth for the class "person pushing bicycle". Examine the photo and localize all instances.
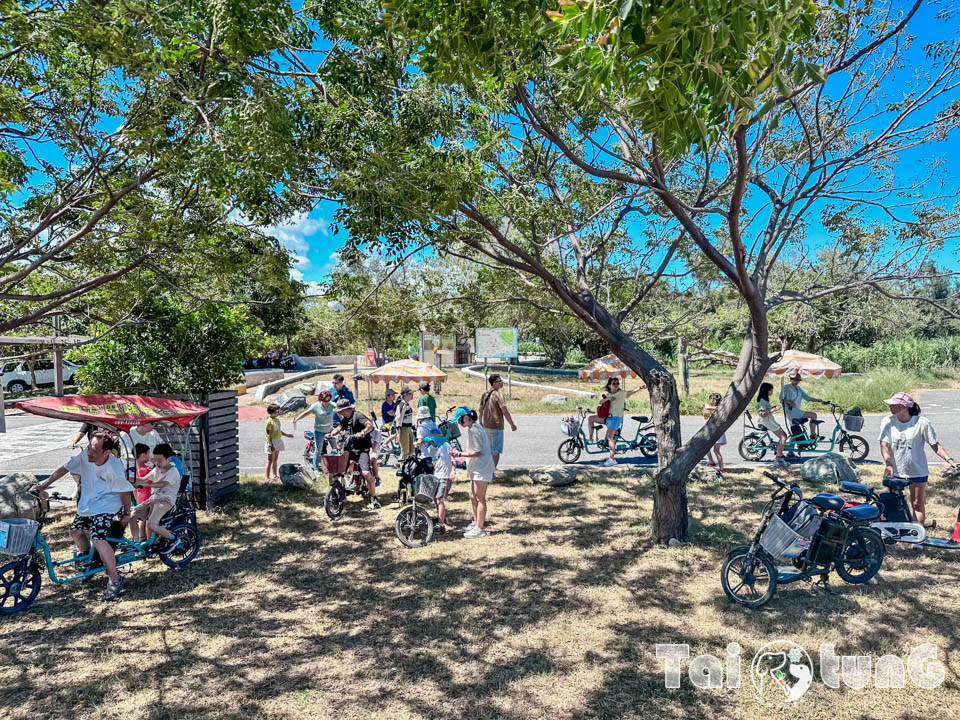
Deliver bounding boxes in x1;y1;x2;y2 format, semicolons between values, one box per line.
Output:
326;398;380;510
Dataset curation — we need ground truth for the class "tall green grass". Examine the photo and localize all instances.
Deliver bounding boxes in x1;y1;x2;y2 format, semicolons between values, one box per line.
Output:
827;337;960;373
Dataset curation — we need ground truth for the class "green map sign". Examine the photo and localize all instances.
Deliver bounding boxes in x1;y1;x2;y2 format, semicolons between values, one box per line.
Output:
475;328;518;359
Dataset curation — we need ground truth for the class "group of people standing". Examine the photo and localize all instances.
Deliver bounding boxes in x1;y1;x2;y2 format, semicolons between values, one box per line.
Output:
265;372;518;539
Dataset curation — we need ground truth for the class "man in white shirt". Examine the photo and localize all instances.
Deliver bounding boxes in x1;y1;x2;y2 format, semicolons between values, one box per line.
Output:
32;432;132;600
780;374;825;438
120;421;162;460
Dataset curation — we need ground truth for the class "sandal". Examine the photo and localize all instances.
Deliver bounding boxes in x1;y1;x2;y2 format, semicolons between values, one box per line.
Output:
102;576;126;602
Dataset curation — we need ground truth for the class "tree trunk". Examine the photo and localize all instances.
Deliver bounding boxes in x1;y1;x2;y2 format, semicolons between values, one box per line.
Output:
646;370;687;541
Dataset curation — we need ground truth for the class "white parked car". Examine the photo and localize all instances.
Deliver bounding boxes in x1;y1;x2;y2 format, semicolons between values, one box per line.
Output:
1;358;79;394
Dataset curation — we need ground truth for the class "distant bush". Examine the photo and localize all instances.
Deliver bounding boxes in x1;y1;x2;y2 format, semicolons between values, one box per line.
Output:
827;337;960;373
519;340;544;355
562;347;588;366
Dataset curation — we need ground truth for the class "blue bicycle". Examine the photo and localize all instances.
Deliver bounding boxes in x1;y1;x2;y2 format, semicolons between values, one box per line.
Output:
0;488;201;615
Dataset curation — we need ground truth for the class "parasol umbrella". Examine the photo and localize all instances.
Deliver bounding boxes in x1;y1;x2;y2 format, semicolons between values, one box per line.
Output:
364;359;448;417
578;354;638;380
766;349;842;379
766;350;842;427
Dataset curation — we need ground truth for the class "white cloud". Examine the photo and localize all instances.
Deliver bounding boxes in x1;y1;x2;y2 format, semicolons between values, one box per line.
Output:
289;268;305;282
263;212;329;258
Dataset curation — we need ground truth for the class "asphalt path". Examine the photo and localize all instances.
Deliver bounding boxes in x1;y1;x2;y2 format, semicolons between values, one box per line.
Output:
4;388;960;475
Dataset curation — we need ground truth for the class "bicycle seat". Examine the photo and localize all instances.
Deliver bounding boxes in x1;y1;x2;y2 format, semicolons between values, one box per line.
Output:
810;420;824;425
794;417;809;424
304;431;315;440
883;477;912;490
631;415;649;423
809;493;845;511
839;480;872;497
840;504;880;522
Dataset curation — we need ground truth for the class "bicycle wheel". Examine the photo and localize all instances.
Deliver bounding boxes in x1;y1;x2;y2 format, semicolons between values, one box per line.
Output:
720;546;777;608
839;434;870;462
0;559;42;616
738;433;768;461
395;506;434;548
835;527;884;584
160;524;202;569
324;484;346;519
639;432;657;458
558;438;581;464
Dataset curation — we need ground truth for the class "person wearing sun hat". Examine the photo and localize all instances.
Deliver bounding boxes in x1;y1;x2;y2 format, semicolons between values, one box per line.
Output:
450;406;495;539
879;391;958;526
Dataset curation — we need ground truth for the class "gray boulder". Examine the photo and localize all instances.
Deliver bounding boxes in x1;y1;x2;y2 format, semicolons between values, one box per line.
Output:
800;453;857;487
279;463;313;489
541;394;569;405
0;472;40;520
530;465;579;487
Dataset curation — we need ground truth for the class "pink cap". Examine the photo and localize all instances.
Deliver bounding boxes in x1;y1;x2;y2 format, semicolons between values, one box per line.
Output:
884;392;915;407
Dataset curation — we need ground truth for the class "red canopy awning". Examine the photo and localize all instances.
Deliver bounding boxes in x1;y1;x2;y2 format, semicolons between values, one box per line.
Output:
16;394;208;432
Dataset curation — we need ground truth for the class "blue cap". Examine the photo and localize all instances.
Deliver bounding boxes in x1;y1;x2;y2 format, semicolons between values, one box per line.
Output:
422;432;448;447
452;406;472;423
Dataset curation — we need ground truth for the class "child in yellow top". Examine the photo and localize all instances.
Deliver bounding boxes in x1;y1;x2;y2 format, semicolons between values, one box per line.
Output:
264;403;293;483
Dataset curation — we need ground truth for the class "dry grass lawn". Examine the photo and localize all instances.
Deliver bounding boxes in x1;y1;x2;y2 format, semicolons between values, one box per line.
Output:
2;465;959;719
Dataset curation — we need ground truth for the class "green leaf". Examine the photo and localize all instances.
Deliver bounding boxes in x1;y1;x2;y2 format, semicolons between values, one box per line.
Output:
619;0;634;21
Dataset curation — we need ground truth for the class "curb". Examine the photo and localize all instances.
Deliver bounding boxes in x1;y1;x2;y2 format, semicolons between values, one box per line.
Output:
253;369;330;402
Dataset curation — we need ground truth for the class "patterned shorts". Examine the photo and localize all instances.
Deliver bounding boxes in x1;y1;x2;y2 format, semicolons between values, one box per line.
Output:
70;513;117;541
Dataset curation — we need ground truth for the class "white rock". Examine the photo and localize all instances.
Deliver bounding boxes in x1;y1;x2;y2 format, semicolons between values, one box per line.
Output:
541;394;569;405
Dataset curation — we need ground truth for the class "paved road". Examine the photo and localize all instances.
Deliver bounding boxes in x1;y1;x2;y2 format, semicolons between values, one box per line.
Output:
4;389;960;475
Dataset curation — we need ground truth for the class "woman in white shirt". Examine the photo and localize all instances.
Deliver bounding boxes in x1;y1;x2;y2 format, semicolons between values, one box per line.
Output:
879;392;958;525
451;406;494;539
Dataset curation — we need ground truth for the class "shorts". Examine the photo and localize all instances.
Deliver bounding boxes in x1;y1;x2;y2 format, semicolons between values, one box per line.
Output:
470;472;493;484
715;433;727;447
70;513;117;541
132;497;174;525
484;427;504;454
759;417;782;433
435;476;453;500
604;416;623;431
265;438;284;454
907;476;928;484
350;451;371;473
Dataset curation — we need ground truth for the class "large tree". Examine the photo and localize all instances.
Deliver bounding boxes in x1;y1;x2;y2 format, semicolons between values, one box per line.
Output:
0;0;310;334
286;0;960;542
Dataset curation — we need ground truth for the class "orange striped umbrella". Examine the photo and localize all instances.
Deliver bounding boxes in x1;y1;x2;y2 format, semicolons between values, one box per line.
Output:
767;350;842;379
578;354;639;380
365;359;447;384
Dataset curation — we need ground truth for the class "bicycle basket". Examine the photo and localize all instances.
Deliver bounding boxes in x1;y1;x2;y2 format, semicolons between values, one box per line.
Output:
759;514;812;559
414;474;441;503
319;453;350;475
439;419;461;440
843;414;864;432
560;418;581;437
0;518;39;556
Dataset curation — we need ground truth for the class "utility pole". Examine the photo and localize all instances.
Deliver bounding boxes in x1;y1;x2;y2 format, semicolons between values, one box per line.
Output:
53;315;65;397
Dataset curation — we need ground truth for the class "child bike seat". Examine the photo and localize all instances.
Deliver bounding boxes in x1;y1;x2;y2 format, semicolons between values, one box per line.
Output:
839;480;872;497
840;504;880;522
883;477;912;490
809;493;845;511
631;416;649;423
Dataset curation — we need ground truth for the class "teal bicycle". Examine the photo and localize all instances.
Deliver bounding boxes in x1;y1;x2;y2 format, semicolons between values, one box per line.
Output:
738;401;869;463
0;490;201;615
557;406;657;463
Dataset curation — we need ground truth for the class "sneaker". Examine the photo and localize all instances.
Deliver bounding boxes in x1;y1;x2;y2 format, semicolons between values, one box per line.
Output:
367;498;381;510
463;527;488;539
434;524;446;533
463;521;477;534
101;576;126;601
774;457;789;468
161;537;183;555
602;458;618;467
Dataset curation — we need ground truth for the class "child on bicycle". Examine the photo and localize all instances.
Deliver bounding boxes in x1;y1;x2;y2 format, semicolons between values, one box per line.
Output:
702;393;727;474
130;443;182;552
130;443;153;540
